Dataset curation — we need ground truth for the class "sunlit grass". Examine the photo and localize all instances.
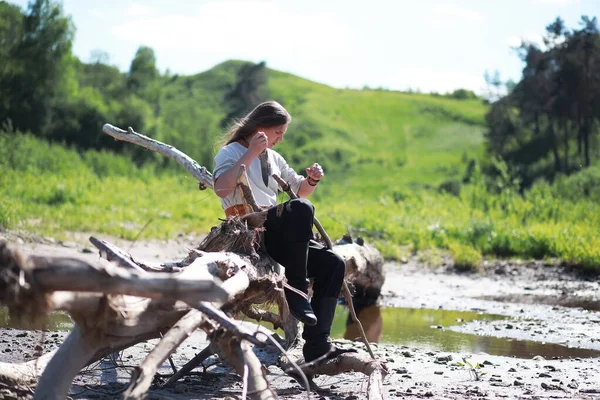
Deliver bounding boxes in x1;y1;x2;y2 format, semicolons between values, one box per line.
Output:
2;73;600;269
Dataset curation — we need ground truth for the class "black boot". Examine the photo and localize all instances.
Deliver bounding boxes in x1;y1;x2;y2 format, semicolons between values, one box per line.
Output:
284;242;317;327
285;279;317;326
302;297;338;362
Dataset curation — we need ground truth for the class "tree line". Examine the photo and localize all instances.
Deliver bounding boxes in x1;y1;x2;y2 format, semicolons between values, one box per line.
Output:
485;17;600;187
0;0;267;168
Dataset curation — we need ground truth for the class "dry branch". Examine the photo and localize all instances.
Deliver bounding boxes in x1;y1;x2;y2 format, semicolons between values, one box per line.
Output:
34;325;101;400
25;255;228;305
163;345;213;387
102;124;214;190
209;331;278;400
122;310;206;400
236;165;262;213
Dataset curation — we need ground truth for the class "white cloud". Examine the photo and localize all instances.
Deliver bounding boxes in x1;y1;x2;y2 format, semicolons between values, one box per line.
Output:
123;3;161;18
432;3;484;21
110;1;353;60
506;32;544;47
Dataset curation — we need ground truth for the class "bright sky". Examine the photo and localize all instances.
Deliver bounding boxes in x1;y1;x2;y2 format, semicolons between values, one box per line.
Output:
8;0;599;94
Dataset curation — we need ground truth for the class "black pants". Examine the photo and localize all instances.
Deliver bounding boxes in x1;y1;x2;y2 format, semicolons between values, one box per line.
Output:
263;198;345;299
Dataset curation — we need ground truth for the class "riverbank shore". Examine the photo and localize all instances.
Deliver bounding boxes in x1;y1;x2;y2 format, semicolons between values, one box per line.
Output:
2;231;600;399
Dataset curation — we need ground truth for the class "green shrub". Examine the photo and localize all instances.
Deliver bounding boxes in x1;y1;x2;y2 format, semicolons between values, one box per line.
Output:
438;179;462;196
551;166;600;203
450;242;482;271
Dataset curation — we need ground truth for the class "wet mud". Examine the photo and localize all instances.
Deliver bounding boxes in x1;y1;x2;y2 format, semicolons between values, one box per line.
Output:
2;231;600;399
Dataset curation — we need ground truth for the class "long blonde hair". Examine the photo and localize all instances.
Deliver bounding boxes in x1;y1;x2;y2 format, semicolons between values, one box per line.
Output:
220;101;291;147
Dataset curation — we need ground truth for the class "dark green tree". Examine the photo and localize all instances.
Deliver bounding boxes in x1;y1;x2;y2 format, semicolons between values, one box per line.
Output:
568;16;600;167
127;46;159;91
222;61;268;125
5;0;75;136
484;15;600;186
0;2;24;122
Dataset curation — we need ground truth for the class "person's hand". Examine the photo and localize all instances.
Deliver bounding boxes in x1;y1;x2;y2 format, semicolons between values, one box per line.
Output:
305;163;324;181
248;132;268;157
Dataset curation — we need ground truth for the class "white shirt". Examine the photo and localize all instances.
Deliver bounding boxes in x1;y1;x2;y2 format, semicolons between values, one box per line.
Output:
213;142;304;209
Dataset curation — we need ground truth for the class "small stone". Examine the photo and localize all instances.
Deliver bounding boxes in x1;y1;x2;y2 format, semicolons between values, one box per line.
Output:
434;371;444;375
514;380;524;386
567;380;578;389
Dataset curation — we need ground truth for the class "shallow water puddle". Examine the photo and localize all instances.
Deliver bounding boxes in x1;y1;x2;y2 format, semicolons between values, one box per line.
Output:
0;307;73;331
332;305;600;359
3;306;600;360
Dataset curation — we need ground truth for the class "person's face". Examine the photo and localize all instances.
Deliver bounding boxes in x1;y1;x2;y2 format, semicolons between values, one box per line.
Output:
260;123;288;148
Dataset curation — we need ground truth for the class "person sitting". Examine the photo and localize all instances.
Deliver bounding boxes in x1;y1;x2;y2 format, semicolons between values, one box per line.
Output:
212;100;346;362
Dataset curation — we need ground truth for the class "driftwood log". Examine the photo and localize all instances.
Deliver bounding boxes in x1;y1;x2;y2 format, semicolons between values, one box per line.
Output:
0;124;387;399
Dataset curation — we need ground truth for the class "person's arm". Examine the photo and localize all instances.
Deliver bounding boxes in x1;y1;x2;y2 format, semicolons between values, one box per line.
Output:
297;163;324;198
214;133;267;199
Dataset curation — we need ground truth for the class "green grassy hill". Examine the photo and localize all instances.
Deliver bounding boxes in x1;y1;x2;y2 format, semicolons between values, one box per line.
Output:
155;60;487;194
268;70;486;194
3;60;599;269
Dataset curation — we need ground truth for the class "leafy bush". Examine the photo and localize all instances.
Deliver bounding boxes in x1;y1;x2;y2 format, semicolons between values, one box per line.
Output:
551;166;600;203
82;149;138;178
438;179;462;196
449;242;482;271
0;129;87;174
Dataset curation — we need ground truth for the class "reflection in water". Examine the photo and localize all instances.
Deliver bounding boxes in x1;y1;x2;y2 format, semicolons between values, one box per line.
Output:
343;305;383;343
334;305;600;360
